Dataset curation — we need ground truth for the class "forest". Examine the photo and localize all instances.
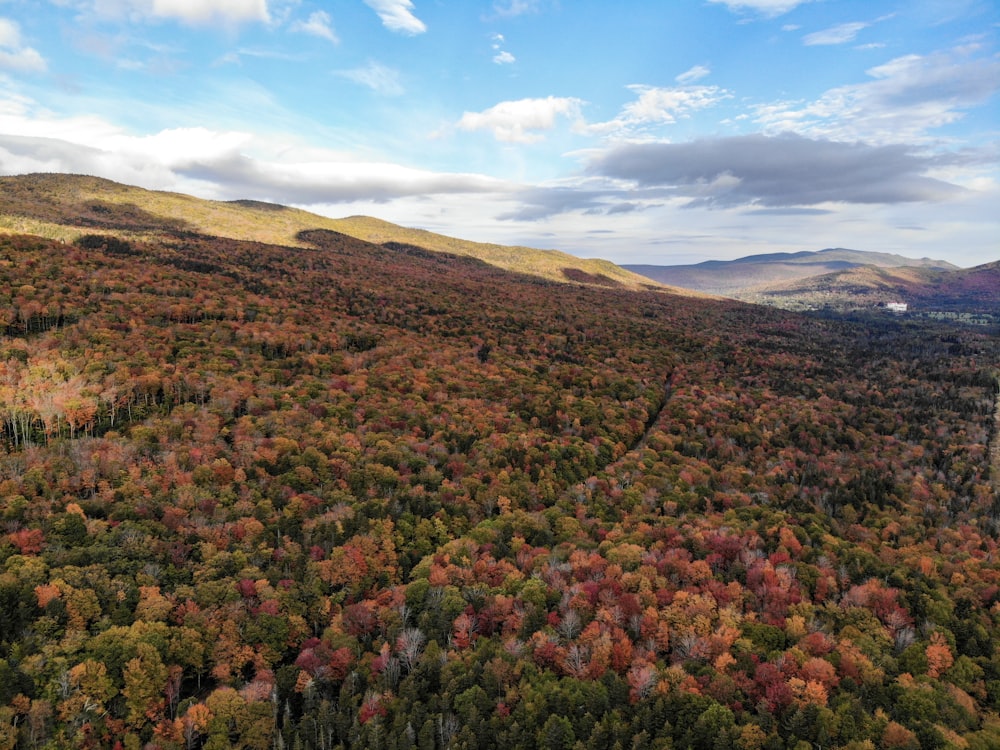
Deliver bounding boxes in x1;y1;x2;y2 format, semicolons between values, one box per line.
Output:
0;221;999;750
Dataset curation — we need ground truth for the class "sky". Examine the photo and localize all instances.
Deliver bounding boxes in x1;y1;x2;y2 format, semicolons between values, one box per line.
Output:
0;0;998;267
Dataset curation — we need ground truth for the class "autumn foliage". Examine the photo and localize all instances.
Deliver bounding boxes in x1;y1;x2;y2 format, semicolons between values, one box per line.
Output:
0;222;999;750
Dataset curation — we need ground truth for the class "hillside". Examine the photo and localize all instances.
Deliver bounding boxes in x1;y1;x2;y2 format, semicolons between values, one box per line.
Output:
744;260;1000;316
1;205;999;750
0;173;665;292
624;248;957;298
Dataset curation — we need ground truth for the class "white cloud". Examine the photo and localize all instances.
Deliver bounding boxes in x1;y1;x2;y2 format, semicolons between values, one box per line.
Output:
0;91;251;168
492;1;539;18
754;46;1000;144
706;0;813;18
675;65;710;84
0;20;20;48
0;127;507;203
0;18;46;72
363;0;426;35
150;0;269;25
0;91;507;202
491;32;515;64
128;126;254;162
623;85;728;123
335;61;403;95
589;84;731;136
803;21;868;46
176;154;505;203
457;96;584;143
216;46;303;65
50;0;270;26
291;10;338;43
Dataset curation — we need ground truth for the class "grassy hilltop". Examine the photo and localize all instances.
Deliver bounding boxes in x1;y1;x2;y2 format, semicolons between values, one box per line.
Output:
0;173;669;292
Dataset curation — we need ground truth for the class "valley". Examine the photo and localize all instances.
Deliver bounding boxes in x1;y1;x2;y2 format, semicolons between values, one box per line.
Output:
0;175;998;749
627;250;999;321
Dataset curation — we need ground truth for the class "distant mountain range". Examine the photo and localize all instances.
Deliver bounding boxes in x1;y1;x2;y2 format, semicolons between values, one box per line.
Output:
625;248;999;316
624;248;958;297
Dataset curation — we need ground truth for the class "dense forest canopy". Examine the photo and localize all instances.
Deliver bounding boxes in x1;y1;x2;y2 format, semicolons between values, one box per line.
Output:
0;220;999;750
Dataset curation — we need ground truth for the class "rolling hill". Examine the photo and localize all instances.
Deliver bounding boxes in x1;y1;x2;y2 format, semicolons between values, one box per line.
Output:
0;173;668;292
744;260;1000;314
624;248;957;298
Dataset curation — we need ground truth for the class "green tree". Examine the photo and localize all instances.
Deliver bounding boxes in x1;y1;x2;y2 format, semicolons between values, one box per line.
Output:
538;714;576;750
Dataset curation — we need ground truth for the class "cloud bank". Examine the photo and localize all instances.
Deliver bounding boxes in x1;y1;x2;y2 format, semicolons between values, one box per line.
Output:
0;98;506;205
587;133;965;208
174;153;503;203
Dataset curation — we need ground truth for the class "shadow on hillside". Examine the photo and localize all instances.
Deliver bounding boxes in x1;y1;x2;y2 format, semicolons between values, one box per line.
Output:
561;267;622;287
297;228;495;271
73;200;192;232
226;199;289;212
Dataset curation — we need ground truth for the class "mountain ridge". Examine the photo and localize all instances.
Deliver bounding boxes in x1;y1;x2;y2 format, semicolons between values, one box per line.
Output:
622;247;1000;315
624;247;959;298
747;258;1000;313
680;247;957;270
0;172;678;293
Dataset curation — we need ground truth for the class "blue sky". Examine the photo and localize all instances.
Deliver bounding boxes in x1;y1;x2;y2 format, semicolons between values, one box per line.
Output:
1;0;998;266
